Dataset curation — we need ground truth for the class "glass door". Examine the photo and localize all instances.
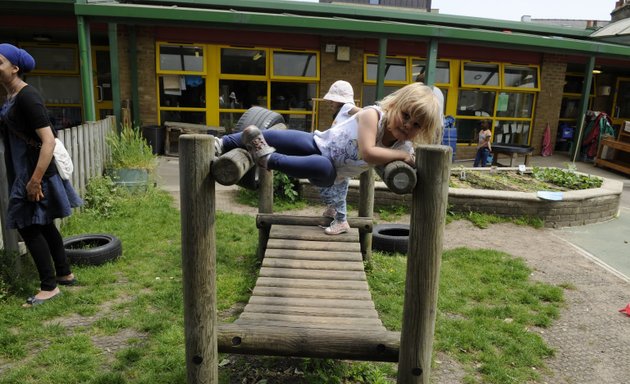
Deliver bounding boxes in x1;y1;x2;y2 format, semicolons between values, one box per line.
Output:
93;47;113;120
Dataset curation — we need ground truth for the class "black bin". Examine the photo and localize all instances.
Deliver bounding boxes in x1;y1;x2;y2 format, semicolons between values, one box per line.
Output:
142;125;165;155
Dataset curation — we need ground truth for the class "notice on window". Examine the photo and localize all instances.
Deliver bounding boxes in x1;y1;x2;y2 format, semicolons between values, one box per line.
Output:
497;93;509;112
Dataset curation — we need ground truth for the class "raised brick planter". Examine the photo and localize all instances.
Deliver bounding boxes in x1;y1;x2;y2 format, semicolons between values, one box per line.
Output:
300;170;623;228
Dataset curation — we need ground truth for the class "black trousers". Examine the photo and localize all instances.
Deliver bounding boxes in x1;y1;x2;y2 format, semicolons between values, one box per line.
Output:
18;223;71;291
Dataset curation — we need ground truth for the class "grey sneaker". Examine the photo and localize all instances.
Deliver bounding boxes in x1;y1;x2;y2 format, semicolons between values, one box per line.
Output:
322;205;336;219
241;125;275;166
324;219;350;235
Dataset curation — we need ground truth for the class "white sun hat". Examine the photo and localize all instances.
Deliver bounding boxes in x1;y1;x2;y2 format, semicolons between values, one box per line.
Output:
323;80;355;105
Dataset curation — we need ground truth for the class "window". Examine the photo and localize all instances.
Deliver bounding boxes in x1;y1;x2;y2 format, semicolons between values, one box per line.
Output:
23;44;78;73
158;44;204;72
221;48;266;76
495;92;534;118
503;65;539;90
272;51;318;79
365;56;407;83
411;59;451;84
462;62;499;87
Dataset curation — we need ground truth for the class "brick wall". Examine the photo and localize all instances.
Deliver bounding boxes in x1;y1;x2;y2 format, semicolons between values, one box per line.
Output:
116;26;158;127
532;54;566;154
318;38;364;130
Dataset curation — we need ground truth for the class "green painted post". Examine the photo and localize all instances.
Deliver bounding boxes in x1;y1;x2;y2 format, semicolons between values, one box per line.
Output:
424;39;438;86
571;56;595;163
77;15;95;122
108;23;122;125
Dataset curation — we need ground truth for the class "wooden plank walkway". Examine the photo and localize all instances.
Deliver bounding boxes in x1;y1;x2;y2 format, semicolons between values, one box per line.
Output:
235;224;387;333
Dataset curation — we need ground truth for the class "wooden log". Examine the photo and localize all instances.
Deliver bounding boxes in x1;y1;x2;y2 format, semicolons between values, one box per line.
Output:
256;214;372;231
255;277;368;290
259;267;367;281
261;258;365;271
264;248;363;262
211;148;254;186
252;286;373;300
180;134;218;384
242;303;379;318
269;225;358;242
266;238;361;252
217;324;400;362
378;161;417;195
398;145;451;384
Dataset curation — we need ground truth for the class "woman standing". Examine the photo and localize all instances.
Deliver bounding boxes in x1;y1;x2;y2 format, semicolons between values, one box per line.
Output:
0;43;82;307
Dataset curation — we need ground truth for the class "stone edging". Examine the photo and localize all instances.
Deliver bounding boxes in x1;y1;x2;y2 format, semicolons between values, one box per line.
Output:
300;170;623;228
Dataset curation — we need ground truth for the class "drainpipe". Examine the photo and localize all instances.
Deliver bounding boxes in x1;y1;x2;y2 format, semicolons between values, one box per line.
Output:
108;23;121;126
77;15;96;122
571;56;595;163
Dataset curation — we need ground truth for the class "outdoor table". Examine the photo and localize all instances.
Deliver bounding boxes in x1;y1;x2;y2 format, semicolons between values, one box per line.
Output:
491;144;534;167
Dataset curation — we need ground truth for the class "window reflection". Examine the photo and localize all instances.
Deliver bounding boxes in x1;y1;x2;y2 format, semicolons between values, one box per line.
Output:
457;90;496;116
463;63;499;87
219;80;268;109
495;92;534;118
159;75;206;108
221;48;266;76
411;60;451;84
366;56;406;82
270;82;316;111
504;66;537;88
159;44;204;72
494;120;530;145
273;51;317;77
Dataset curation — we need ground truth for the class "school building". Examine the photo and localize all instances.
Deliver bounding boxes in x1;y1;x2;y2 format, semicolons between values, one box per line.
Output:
2;0;630;161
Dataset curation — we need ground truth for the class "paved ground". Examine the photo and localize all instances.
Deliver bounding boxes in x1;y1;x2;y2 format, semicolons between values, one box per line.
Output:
156;153;630;383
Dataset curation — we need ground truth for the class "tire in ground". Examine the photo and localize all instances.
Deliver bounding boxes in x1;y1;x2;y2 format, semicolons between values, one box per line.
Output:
372;224;410;254
64;234;123;266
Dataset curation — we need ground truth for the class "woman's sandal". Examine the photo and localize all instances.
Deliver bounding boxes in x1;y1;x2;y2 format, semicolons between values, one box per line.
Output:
23;291;63;308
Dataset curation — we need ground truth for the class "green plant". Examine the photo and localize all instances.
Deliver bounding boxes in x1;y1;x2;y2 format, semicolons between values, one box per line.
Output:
532;166;602;190
273;172;299;203
106;124;157;170
83;176;123;218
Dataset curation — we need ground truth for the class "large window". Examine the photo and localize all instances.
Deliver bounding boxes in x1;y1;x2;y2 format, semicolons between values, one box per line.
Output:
454;62;539;146
156;44;319;130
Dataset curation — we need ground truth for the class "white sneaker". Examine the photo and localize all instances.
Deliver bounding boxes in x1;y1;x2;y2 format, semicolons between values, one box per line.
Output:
324;220;350;235
322;205;336;219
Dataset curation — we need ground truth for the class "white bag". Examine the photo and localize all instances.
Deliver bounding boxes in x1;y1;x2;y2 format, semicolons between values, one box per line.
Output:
53;138;73;180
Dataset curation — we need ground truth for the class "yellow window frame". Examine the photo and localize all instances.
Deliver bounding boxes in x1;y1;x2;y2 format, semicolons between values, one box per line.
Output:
410;57;453;87
363;54;409;85
270;49;320;81
502;64;540;91
156;42;206;75
218;46;268;80
460;61;501;89
563;72;596;97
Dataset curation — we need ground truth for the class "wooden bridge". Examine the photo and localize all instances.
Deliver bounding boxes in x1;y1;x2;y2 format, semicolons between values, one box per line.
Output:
179;134;451;383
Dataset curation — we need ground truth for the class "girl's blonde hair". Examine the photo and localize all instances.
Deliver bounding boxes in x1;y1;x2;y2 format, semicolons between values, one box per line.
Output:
379;83;444;146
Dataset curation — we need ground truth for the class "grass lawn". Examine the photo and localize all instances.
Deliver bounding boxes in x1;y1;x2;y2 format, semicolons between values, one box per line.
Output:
0;183;564;383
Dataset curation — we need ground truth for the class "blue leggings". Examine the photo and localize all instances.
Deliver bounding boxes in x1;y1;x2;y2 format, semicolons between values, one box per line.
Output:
222;130;337;187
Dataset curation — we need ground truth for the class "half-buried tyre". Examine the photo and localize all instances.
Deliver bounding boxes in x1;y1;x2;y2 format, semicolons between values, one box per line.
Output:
64;234;122;266
372;224;409;254
234;107;286;190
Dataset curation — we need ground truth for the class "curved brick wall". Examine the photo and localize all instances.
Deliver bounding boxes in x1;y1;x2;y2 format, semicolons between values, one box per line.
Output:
300;174;623;229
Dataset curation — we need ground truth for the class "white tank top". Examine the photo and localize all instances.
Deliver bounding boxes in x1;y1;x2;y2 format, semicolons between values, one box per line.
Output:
313;106;413;182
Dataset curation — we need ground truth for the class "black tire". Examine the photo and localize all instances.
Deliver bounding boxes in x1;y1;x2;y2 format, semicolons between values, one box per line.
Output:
372;224;409;254
64;234;122;266
234;107;285;190
234;106;285;133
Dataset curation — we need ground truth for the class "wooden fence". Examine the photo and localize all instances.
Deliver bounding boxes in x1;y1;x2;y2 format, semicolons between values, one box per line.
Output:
0;115;116;253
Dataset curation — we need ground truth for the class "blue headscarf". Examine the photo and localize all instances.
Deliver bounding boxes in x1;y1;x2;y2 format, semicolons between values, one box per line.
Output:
0;43;35;73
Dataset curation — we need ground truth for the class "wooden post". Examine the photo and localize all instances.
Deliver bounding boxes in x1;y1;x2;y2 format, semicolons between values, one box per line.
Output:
397;145;451;384
258;168;273;260
180;134;218;384
358;168;374;261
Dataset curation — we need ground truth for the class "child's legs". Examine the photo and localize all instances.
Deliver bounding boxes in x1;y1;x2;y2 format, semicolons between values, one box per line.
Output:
267;153;336;187
18;224;57;291
221;129;319;156
473;148;483;167
319;178;349;221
